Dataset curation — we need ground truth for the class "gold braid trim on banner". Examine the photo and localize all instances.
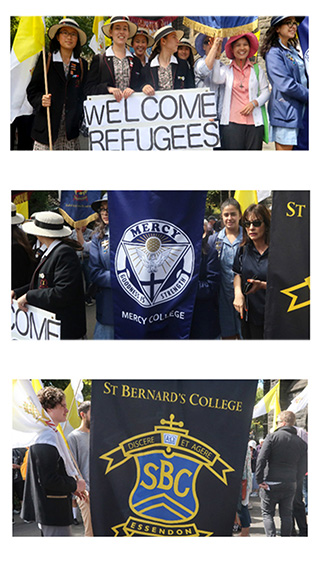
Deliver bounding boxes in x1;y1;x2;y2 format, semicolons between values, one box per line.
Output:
58;208;98;229
183;17;259;38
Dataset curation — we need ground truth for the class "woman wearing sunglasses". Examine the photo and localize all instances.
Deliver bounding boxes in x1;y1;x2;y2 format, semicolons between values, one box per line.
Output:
260;17;308;150
232;203;271;339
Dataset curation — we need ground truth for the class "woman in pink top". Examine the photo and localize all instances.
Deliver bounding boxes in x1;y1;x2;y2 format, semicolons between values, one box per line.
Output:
212;33;269;150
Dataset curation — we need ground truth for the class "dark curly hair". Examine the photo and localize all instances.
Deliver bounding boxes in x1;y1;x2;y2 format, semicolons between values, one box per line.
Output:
38;386;65;410
260;19;299;59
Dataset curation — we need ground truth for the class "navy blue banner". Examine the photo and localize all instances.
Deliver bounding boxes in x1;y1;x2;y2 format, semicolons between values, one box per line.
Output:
108;191;207;339
59;190;100;228
264;191;310;339
90;379;258;536
183;16;258;37
295;17;309;150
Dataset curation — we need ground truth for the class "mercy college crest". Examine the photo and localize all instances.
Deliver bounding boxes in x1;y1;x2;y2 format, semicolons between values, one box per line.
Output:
100;415;235;536
115;219;195;307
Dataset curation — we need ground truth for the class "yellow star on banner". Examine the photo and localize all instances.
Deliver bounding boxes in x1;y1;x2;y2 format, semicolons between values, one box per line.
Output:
280;277;310;312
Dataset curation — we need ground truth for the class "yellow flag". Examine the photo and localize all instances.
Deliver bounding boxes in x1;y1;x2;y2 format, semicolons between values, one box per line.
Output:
11;17;46;121
234;190;258;212
13;192;29;219
252;381;281;432
12;16;45;62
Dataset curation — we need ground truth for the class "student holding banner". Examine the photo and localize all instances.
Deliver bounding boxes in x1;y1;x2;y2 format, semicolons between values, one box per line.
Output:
260;17;308;151
85;16;142;102
11;211;86;340
88;194;114;340
232;204;271;339
26;18;88;150
141;25;195;94
212;33;269;150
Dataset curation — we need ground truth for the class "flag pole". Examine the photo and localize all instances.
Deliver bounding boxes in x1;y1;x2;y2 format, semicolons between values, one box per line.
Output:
42;46;53;150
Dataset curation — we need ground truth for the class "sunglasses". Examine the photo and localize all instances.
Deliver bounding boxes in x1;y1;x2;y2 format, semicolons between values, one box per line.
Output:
244;219;263;228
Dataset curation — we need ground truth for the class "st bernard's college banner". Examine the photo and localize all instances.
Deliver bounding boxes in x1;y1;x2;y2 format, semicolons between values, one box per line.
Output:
90;379;257;536
264;191;310;339
108;191;207;339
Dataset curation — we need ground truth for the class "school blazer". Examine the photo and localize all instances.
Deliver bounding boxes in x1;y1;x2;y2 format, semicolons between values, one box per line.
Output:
27;51;88;145
85;52;142;96
141;56;195;91
14;242;86;339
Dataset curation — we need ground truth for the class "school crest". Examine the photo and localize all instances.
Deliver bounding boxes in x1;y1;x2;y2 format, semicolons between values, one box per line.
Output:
114;219;195;307
100;414;235;536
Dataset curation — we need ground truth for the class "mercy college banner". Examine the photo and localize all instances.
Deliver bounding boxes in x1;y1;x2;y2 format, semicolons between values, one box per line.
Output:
84;89;220;150
108;191;206;339
90;380;257;537
264;191;310;339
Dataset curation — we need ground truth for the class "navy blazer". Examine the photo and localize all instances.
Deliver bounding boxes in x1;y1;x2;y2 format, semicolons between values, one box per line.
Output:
141;57;195;91
27;52;88;145
21;444;76;526
14;242;86;339
85;52;142;96
89;231;114;326
265;44;308;129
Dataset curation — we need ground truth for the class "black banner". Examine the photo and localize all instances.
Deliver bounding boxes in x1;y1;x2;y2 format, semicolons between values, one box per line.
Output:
264;191;310;339
90;380;257;536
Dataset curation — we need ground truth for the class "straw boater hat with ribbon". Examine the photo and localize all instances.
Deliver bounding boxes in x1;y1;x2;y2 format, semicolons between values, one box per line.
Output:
127;27;155;48
177;38;197;56
11;202;25;225
225;32;259;60
91;193;108;213
152;25;184;49
22;211;72;238
48;18;87;46
102;16;138;39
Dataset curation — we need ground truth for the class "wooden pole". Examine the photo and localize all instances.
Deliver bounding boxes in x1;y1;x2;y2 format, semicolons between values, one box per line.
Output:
42;46;53;150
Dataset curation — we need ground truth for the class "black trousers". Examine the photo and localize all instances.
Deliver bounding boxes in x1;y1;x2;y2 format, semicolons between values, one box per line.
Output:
220;122;264;150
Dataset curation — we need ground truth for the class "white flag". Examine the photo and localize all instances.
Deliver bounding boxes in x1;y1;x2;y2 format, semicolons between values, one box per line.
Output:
288;385;308;413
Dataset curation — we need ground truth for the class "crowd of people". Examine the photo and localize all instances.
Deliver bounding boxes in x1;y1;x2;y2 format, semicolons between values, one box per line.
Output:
11;15;309;151
11;194;273;340
13;387;308;537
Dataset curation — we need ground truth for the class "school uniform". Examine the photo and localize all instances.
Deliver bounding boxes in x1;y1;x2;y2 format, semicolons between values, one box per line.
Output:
14;241;86;339
27;51;88;146
89;229;114;338
141;55;195;91
21;443;77;530
85;46;142;95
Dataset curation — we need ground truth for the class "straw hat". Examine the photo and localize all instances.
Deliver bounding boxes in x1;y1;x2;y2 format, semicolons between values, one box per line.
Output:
177;38;197;56
48;18;87;46
102;16;137;39
152;25;184;49
127;27;155;48
11;202;24;225
22;211;71;238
